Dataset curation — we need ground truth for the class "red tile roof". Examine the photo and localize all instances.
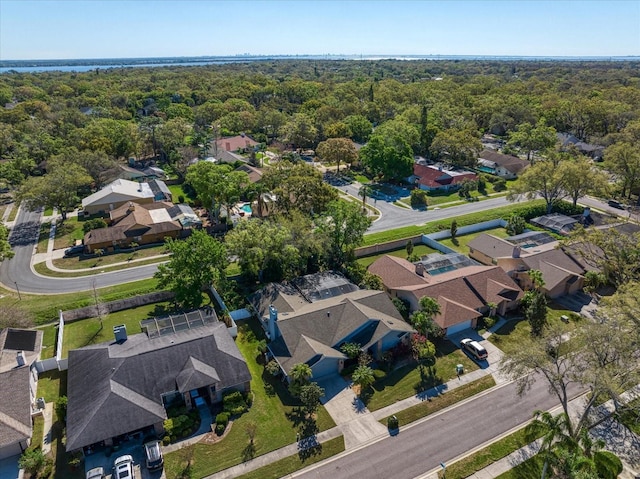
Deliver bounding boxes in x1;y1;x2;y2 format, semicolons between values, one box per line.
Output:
412;164;477;189
216;135;258;152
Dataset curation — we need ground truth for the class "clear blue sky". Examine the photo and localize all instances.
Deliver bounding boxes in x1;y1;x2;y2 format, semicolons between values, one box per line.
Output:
1;0;639;60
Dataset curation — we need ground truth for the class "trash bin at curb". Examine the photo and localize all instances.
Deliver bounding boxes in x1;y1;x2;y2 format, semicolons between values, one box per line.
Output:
456;364;464;375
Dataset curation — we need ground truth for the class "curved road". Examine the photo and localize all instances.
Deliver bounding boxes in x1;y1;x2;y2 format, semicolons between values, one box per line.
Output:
2;194;634;294
293;377;586;479
1;207;160;293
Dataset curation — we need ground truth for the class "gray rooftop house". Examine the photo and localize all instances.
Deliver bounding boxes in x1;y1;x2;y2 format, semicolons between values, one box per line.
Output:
66;318;250;453
251;272;414;380
0;328;43;460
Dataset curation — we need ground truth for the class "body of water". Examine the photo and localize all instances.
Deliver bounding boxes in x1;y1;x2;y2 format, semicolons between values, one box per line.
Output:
1;55;638;74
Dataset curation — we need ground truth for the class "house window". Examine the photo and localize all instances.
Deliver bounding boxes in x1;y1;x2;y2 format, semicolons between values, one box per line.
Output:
135;236;142;242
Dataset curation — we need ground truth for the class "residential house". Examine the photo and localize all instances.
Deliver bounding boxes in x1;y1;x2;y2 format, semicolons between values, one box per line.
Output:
530;214;579;236
215;134;258;153
83;201;199;253
66;316;251;454
118;165;166;182
557;133;605;160
82;179;173;215
235;163;263;184
477;149;529;179
408;164;478;192
467;232;586;298
368;254;523;336
0;328;43;459
251;272;414;380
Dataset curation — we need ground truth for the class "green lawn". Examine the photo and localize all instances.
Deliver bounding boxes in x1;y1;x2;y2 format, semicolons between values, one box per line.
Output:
51;244;168;270
438;426;542;479
439;227;510;254
234;436;345;479
61;302;173;356
164;319;336;479
36;221;52;254
361;199;548;246
357;244;440;268
53;217;85;250
364;340;480;411
488;302;580;355
34;256;169;278
168;183;193;204
381;375;496;427
39;323;58;359
0;278;160;325
495;455;545;479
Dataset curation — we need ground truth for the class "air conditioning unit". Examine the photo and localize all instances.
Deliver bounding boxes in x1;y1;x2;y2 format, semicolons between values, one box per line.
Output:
36;397;46;409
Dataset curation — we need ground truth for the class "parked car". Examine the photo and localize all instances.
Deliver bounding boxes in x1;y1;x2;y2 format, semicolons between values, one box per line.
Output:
143;439;164;470
64;244;85;257
460;338;488;361
113;455;134;479
86;467;105;479
608;199;624;210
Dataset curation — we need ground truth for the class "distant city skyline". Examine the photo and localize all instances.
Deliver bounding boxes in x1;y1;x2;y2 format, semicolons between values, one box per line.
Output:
1;0;639;60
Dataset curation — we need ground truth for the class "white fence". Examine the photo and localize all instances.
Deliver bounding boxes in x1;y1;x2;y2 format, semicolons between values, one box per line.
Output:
421;218;508;254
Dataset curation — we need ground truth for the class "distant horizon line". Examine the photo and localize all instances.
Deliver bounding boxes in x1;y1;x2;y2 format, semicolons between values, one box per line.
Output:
2;53;639;63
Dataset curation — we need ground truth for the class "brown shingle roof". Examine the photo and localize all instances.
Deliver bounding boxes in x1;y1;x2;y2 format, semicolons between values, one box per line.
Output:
478;149;529;174
368;255;429;289
468;234;520;259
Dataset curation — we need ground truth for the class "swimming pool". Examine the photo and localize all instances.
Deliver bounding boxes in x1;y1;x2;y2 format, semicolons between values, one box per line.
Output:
239;204;252;214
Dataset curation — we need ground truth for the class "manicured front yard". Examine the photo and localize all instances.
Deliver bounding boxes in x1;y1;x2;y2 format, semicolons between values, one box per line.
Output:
495;455;545;478
234;436;345;479
364;340;480;411
357;244;440;268
164;319;336;479
488;302;580;355
51;244;168;270
53;217;85;250
382;375;496;427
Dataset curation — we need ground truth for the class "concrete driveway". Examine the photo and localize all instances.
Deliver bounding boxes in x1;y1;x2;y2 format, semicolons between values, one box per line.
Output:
317;375;387;450
445;329;510;385
84;439;166;479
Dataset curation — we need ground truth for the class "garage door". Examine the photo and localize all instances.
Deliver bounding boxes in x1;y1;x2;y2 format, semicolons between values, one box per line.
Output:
446;320;472;337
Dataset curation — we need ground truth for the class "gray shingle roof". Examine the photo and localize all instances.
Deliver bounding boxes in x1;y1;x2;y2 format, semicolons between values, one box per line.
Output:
66;322;250;451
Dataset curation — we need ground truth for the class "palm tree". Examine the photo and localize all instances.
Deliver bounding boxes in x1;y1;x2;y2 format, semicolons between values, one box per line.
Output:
528;269;546;291
351;365;375;396
525;410;573;479
290;363;313;384
358;184;372;210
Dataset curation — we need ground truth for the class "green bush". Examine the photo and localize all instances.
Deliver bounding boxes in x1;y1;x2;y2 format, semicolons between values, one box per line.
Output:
483;316;497;329
55;395;68;422
215;423;226;435
223;390;248;416
82;218;107;234
387;415;399;430
493;178;507;191
410;189;429;208
162;436;171;446
215;412;229;427
373;369;387;381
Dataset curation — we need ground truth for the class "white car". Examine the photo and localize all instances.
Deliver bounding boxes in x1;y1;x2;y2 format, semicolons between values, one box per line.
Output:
86;467;105;479
113;455;134;479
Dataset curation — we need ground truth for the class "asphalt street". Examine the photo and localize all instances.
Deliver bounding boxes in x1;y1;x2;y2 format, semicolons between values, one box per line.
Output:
0;207;159;294
293;377;586;479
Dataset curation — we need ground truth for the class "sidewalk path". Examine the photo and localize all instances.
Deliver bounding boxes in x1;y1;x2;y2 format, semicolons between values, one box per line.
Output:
41;402;54;455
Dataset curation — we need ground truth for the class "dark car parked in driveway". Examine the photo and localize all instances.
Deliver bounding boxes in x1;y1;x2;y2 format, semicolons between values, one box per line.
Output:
143;440;163;471
64;245;85;257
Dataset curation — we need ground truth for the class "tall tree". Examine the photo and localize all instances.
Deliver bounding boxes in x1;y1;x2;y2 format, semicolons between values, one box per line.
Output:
317;200;372;269
185;162;248;220
316;137;358;173
507;119;557;162
154;230;228;309
359;133;413;181
559;155;609;207
262;161;337;216
429;129;482;169
605;141;640;201
508;159;568;213
16;159;92;220
280;113;317;150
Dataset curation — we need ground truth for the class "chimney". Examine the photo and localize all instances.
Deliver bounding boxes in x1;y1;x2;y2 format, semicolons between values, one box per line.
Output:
113;324;128;343
16;351;25;367
127;202;135;213
415;263;426;276
225;142;231;151
512;246;521;258
268;305;278;340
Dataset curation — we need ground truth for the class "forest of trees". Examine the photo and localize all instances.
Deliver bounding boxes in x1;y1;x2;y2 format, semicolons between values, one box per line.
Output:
0;59;639;202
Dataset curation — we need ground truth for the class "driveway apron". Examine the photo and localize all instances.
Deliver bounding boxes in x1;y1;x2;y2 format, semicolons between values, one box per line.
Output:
318;376;387;450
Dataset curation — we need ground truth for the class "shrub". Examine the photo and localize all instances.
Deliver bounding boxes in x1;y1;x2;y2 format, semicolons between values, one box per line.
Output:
483;316;497;329
215;423;226;435
265;359;281;376
493;178;507;191
410;189;429;208
215;412;229;427
223;390;248;415
162;436;171;446
373;369;387;381
19;449;46;475
340;364;358;377
178;195;185;204
55;395;68;422
82;218;107;234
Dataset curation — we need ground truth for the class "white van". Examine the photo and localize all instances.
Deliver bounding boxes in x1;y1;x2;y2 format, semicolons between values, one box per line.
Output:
460;338;488;360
